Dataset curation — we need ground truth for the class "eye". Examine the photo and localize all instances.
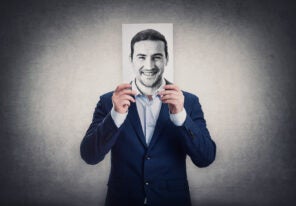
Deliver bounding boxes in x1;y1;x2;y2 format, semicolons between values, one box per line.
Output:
153;56;162;61
138;56;145;60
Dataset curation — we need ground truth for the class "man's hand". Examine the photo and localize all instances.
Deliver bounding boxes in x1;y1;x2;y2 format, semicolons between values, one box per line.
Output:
112;83;136;114
159;84;184;114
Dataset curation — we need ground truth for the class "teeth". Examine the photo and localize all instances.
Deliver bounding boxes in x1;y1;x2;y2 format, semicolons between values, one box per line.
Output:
143;73;154;76
142;71;157;76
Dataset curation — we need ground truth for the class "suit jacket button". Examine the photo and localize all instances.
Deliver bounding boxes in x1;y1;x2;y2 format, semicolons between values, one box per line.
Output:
145;156;151;160
145;182;149;186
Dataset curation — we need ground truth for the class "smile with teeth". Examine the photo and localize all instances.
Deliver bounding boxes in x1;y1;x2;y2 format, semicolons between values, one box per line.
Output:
141;70;158;77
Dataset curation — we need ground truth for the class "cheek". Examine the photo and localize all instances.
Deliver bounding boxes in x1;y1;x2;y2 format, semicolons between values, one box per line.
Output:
156;62;165;70
135;61;144;68
132;63;141;73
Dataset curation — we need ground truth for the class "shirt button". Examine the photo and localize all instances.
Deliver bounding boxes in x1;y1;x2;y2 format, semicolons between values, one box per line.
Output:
145;182;149;186
146;156;151;160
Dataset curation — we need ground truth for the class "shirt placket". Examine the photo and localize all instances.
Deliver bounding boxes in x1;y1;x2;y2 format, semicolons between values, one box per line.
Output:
145;99;155;145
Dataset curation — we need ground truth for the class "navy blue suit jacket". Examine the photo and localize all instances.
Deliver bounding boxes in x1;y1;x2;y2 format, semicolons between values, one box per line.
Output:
80;90;216;206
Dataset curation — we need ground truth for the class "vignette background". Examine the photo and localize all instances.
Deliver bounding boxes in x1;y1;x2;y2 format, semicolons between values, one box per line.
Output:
1;0;295;205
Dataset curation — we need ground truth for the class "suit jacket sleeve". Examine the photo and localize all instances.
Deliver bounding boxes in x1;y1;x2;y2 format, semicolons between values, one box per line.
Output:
80;93;120;165
177;93;216;167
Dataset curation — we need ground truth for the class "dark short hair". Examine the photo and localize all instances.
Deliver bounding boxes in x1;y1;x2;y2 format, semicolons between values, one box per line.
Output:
130;29;168;60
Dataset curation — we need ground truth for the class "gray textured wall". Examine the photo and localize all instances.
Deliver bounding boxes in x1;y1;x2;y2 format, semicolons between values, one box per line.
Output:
1;0;296;205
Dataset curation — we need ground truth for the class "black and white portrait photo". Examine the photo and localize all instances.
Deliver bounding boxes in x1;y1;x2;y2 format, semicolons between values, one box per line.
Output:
122;23;173;84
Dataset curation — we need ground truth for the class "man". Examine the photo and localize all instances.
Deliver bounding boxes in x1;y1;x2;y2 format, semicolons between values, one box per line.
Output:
80;29;216;206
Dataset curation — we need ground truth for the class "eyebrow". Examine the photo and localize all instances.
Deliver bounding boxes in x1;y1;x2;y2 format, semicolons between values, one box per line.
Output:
153;53;163;56
136;53;164;57
136;54;146;57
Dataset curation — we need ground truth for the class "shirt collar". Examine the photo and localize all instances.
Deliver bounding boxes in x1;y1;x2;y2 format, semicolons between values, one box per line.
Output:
132;78;166;98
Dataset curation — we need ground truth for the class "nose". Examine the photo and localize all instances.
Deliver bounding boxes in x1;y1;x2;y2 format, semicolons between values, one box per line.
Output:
144;58;155;70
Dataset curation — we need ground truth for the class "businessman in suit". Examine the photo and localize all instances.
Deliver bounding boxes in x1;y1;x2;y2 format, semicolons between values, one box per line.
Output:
80;29;216;206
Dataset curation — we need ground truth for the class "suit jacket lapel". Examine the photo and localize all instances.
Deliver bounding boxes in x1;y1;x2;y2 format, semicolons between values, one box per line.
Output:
148;78;171;149
127;79;171;150
127;102;147;148
148;103;170;150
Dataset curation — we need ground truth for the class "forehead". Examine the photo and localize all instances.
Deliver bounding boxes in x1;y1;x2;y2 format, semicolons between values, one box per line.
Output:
133;40;165;55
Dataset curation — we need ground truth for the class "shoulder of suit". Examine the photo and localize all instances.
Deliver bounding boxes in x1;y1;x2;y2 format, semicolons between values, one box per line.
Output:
182;91;202;112
97;91;114;104
100;91;113;98
182;90;199;100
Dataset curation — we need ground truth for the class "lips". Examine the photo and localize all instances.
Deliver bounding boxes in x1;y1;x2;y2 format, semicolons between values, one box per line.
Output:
140;69;159;77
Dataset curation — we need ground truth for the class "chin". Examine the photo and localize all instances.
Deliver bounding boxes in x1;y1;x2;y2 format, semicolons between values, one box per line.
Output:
142;78;161;88
142;81;156;88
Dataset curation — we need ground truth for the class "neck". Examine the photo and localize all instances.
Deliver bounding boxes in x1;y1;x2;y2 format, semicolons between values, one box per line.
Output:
135;78;163;96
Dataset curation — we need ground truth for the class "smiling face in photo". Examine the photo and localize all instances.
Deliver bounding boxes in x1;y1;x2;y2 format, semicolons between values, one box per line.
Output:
132;40;167;88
